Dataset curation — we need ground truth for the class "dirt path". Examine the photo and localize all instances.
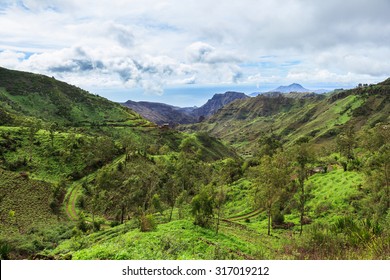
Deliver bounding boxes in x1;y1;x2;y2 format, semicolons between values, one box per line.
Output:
64;154;126;221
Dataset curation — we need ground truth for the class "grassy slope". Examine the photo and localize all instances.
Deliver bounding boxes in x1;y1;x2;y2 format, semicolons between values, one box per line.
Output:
0;169;58;233
306;168;364;223
46;166;373;260
0;67;147;127
183;83;389;155
0;67;239;259
51;220;270;260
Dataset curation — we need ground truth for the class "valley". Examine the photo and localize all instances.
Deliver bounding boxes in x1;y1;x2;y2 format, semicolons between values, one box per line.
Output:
0;67;389;260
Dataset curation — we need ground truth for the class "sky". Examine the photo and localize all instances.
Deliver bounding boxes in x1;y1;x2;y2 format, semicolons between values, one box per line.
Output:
0;0;389;107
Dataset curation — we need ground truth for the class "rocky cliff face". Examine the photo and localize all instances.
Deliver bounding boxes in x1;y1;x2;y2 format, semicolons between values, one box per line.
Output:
192;91;249;118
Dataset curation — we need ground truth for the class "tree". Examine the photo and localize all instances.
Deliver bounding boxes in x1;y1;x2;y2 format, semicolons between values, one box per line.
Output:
120;134;140;162
257;132;282;158
160;157;181;222
48;122;59;149
25;119;42;161
212;159;235;234
50;179;67;216
87;184;105;225
175;136;208;195
255;151;291;235
361;124;390;218
336;126;356;170
191;185;215;228
292;143;313;235
215;184;226;235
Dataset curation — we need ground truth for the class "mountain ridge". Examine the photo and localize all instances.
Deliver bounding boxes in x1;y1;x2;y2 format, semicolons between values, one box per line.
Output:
121;91;249;125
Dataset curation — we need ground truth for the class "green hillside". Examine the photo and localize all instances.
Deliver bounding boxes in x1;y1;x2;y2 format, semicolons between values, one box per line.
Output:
0;67;147;127
0;67;389;260
0;67;236;259
182;84;389;155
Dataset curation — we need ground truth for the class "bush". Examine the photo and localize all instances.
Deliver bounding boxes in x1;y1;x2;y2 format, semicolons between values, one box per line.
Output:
93;220;103;232
77;213;90;233
0;240;11;260
140;214;156;232
6;157;27;171
110;220;120;228
272;211;285;226
76;195;85;209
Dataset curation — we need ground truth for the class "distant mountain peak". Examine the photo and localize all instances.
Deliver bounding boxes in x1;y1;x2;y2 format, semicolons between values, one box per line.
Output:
272;83;309;93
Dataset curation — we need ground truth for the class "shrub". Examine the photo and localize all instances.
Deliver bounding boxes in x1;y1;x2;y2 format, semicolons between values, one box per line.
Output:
140;214;156;232
0;240;11;260
272;211;285;226
76;195;85;209
110;220;120;228
93;220;103;232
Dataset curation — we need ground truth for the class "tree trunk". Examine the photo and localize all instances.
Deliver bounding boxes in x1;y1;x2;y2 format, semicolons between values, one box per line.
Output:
216;207;221;235
121;205;124;224
169;205;174;222
385;162;389;211
299;185;304;236
267;207;271;236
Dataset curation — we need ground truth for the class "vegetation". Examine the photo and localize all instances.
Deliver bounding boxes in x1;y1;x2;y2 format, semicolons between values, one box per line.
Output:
0;67;389;260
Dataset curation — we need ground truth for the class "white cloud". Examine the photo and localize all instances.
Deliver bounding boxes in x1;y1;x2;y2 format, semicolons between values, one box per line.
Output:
0;50;26;68
186;42;242;64
0;0;389;99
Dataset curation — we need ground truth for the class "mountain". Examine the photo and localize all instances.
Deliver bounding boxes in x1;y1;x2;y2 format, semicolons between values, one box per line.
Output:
184;80;390;154
272;83;310;93
121;100;197;125
192;91;249;118
250;84;331;97
121;91;249;125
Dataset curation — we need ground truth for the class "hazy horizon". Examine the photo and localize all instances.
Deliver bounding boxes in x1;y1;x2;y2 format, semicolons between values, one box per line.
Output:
93;82;354;107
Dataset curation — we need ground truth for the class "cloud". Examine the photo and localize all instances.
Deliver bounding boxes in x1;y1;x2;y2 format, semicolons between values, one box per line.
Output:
0;0;389;99
0;50;26;68
108;23;135;48
186;42;241;64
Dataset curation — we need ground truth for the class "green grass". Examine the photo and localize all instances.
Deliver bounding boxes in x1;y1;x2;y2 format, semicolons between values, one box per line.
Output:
306;168;363;223
224;179;254;218
50;219;279;260
0;67;145;126
0;169;59;234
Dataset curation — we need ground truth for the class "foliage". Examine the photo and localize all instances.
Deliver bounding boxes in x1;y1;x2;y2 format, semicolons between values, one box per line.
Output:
253;150;292;235
191;185;215;228
1;66;390;260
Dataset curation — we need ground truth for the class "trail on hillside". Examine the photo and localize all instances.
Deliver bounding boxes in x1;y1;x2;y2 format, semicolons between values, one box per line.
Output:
64;154;126;221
